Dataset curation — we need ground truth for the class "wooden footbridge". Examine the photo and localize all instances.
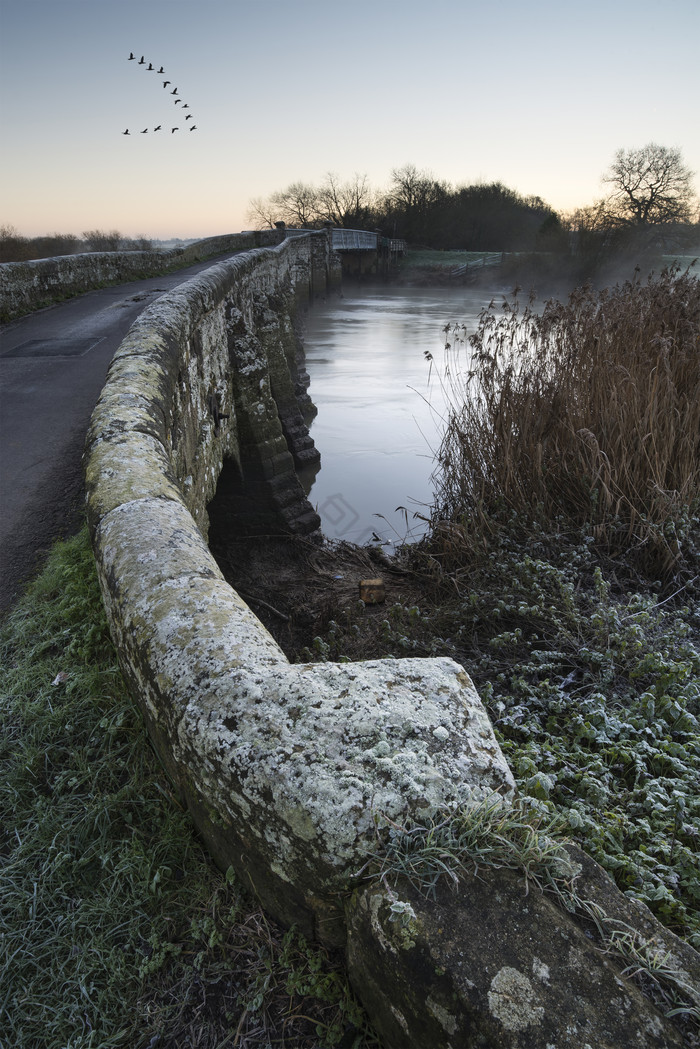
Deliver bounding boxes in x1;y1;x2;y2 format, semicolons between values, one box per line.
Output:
281;225;406;276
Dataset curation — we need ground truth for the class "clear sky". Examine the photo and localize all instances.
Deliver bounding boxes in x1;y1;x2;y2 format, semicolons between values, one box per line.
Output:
1;0;698;241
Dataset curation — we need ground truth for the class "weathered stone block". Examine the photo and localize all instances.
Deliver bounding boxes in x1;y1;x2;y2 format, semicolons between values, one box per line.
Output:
92;496;515;935
84;433;183;527
346;866;693;1049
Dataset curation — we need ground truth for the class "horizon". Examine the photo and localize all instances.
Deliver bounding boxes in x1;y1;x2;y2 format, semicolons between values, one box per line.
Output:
1;0;699;241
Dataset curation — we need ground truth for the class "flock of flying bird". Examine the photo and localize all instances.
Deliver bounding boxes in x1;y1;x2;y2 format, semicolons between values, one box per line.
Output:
122;53;197;135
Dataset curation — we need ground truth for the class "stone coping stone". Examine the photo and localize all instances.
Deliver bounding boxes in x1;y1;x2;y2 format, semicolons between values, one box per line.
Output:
347;867;692;1049
94;496;516;902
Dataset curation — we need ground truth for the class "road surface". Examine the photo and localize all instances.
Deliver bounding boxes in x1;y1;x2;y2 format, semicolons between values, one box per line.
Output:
0;254;239;615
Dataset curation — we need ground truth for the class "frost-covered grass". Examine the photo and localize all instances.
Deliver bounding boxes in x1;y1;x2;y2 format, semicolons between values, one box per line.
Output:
399;249;496;267
305;523;700;947
0;529;378;1049
369;795;699;1032
395;248;502;279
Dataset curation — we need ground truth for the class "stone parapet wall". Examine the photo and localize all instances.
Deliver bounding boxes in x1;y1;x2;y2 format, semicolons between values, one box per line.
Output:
84;233;698;1048
85;229;515;927
0;230;280;321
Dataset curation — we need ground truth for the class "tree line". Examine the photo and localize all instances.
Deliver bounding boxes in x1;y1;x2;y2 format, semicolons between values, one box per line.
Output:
249;166;561;252
0;228;155;264
248;144;699;259
2;144;697;266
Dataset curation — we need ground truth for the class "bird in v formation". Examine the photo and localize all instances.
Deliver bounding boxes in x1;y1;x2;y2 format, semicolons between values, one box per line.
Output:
123;52;198;135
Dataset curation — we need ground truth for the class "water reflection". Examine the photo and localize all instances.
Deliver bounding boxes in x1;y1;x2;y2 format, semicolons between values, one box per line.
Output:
300;284;494;546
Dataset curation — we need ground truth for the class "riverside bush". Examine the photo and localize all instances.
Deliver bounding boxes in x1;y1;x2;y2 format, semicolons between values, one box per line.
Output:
417;270;700;942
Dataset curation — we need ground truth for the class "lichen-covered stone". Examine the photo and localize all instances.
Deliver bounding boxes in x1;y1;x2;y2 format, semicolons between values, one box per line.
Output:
84;433;184;525
182;656;513;885
346;870;691;1049
92;490;514;934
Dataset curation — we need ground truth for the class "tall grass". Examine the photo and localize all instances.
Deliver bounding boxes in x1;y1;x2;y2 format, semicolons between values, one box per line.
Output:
431;266;700;575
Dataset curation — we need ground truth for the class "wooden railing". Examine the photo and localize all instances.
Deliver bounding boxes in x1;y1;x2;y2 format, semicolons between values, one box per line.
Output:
281;227;406;255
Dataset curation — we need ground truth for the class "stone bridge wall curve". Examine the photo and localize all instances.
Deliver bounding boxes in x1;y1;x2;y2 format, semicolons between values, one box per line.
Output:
82;232;700;1048
84;229;514;928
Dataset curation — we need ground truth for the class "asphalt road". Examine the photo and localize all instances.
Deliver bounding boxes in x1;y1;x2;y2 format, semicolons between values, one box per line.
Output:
0;254;239;615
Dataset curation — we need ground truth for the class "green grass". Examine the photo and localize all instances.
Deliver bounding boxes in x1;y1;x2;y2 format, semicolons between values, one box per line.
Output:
396;248;501;272
0;528;379;1049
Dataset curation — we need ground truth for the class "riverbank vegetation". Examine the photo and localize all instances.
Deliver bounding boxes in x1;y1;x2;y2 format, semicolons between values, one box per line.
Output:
293;266;700;952
434;266;700;576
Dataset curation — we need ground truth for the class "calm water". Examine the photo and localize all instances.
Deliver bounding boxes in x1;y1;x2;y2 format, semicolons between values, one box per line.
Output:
300;284;495;546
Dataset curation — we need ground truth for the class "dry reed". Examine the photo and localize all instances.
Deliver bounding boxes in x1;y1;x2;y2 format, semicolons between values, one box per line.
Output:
431;267;700;574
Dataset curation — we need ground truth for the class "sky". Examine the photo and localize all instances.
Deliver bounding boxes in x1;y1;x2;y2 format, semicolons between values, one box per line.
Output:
1;0;699;241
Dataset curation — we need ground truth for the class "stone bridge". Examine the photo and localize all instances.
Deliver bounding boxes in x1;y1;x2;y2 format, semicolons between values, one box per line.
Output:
0;231;280;321
282;223;406;277
42;229;699;1047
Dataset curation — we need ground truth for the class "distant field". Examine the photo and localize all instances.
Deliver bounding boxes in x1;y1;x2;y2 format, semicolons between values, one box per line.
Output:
399;249;501;269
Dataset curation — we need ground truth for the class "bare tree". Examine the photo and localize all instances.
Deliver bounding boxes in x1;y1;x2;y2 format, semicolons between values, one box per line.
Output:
388;164;448;213
0;223;30;262
122;235;154;251
247;183;324;229
33;233;81;257
82;229;123;251
601;144;696;227
2;227;84;261
316;172;377;228
268;182;320;227
383;164;450;242
247;196;277;229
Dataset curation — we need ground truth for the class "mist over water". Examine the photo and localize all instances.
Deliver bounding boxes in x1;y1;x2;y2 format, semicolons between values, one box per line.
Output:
300;285;495;546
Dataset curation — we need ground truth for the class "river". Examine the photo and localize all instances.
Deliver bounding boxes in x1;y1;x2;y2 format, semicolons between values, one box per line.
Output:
300;284;497;547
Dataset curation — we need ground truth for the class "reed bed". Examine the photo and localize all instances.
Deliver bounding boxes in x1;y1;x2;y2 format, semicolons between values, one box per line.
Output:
431;266;700;576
